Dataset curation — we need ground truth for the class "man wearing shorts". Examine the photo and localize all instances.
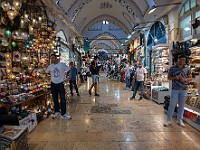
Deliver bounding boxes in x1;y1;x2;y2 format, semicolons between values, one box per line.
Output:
89;56;100;96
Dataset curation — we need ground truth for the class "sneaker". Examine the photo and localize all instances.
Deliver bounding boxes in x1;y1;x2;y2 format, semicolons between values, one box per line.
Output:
164;120;171;126
130;96;135;100
77;93;80;96
94;93;100;96
52;112;60;119
61;113;72;120
177;120;185;127
89;90;91;95
139;97;143;100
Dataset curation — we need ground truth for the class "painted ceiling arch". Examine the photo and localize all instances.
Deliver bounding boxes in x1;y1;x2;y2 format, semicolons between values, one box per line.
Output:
65;0;146;23
92;43;118;54
55;0;149;33
89;32;122;54
90;32;121;47
83;21;127;47
81;14;130;34
50;0;182;54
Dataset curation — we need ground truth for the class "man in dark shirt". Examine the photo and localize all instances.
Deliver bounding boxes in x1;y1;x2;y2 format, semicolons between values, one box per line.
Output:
89;56;100;96
164;55;192;127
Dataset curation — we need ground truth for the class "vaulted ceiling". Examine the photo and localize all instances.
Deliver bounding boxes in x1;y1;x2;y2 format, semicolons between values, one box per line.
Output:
47;0;182;54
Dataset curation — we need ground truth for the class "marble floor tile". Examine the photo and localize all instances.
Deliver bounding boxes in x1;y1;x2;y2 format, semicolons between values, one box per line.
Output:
28;73;200;150
102;132;137;142
44;142;74;150
28;141;47;150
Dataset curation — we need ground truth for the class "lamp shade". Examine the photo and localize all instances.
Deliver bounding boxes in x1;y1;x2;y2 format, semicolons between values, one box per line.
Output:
5;30;11;38
148;5;156;14
7;9;18;20
1;1;11;12
148;3;181;14
13;0;22;11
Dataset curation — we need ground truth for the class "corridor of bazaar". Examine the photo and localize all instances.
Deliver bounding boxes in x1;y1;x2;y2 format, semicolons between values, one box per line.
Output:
0;0;200;149
28;74;200;150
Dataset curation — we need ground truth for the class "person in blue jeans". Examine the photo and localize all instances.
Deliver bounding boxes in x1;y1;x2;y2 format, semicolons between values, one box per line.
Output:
124;62;130;90
164;55;192;127
46;54;72;120
89;56;100;96
69;62;80;96
130;61;147;100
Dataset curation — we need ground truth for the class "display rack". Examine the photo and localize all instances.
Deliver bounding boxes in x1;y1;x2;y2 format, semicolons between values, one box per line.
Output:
183;44;200;131
150;44;171;104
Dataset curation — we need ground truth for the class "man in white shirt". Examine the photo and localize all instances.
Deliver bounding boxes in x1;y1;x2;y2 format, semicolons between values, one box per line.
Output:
130;61;147;100
46;54;71;120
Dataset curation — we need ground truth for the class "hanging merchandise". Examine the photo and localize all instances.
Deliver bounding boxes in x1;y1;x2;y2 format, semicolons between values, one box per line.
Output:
182;39;200;131
11;41;17;47
5;30;11;38
0;0;58;133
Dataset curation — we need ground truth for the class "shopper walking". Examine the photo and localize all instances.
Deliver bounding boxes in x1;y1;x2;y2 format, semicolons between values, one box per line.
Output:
46;54;72;120
130;61;138;89
124;62;130;90
130;61;147;100
89;56;100;96
164;55;192;127
69;62;80;96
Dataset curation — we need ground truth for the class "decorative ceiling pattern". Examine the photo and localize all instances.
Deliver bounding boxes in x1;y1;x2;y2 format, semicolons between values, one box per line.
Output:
50;0;180;54
82;14;129;33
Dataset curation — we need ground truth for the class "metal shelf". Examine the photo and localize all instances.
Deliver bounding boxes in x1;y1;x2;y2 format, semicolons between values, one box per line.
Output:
185;104;200;114
183;118;200;131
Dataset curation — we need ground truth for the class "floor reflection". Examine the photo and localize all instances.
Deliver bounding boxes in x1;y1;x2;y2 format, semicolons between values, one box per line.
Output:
28;72;200;150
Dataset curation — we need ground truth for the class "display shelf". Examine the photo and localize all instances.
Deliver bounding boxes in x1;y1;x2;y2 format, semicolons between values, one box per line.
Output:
183;118;200;131
152;89;169;104
151;45;169;81
0;89;46;116
10;93;45;107
184;44;200;131
185;104;200;114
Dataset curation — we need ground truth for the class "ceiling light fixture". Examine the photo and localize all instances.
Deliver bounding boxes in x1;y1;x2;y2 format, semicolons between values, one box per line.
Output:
184;27;191;31
1;0;22;21
56;0;61;5
148;2;182;14
133;26;152;31
127;35;131;39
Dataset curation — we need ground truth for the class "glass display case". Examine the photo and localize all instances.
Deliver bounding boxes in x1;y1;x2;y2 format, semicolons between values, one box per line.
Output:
149;44;170;104
183;44;200;131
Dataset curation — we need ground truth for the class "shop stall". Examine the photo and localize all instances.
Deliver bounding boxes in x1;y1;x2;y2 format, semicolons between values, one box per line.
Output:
144;21;168;103
0;0;57;134
56;31;70;65
183;39;200;131
144;44;170;104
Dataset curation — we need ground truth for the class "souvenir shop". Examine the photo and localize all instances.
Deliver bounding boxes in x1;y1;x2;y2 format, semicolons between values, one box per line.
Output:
0;0;82;148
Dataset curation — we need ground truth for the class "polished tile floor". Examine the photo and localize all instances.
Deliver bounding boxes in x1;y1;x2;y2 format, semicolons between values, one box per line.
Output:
28;74;200;150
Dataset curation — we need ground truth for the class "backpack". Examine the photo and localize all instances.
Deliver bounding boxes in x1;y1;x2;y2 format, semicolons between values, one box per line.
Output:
163;96;178;112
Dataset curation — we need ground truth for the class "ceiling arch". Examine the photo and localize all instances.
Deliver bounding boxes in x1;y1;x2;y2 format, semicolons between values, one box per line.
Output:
91;32;121;47
49;0;181;55
56;0;149;33
81;14;130;34
66;0;146;21
89;32;122;54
